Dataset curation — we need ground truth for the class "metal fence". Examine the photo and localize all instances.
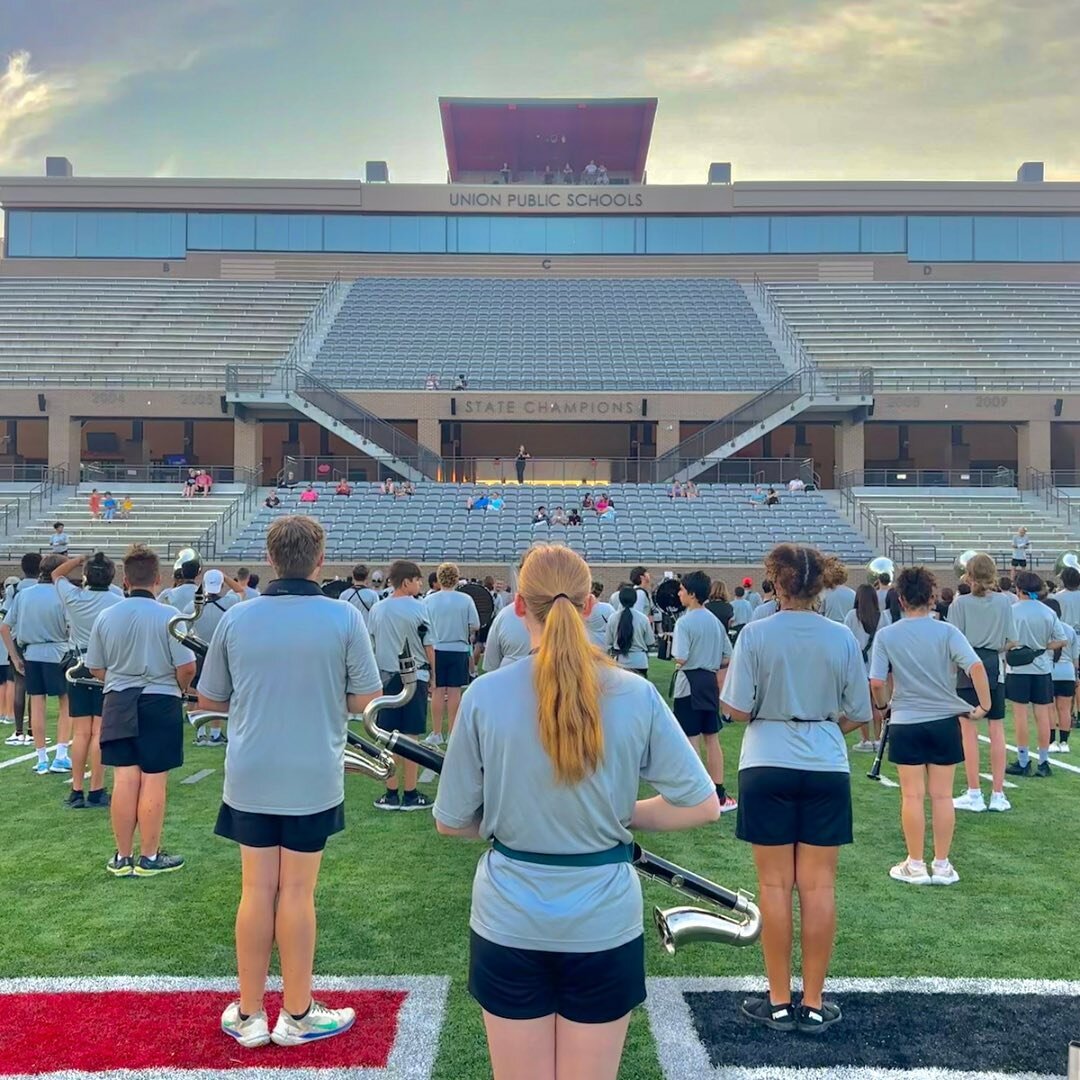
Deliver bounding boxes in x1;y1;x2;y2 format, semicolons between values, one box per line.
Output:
838;468;1016;489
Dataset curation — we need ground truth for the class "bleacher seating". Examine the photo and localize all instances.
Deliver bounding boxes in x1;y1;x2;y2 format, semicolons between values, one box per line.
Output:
225;483;873;564
0;279;325;385
312;277;785;391
851;490;1078;564
767;282;1080;387
0;487;242;559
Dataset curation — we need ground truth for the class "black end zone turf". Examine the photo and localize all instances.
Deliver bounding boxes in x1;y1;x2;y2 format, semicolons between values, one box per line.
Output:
685;990;1080;1074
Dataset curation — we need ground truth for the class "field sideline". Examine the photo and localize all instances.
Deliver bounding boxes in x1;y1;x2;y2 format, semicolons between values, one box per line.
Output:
1;659;1077;1079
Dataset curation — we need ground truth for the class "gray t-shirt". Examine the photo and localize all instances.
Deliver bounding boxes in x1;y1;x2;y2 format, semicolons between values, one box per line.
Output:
876;587;891;612
672;607;729;698
199;594;382;815
484;605;533;670
722;612;871;772
367;595;431;682
584;601;615;649
56;578;123;651
160;582;200;613
750;599;779;621
1012;533;1031;558
821;585;857;623
1052;623;1080;682
197;592;240;646
433;657;715;952
730;598;753;626
340;584;379;625
605;607;655;670
84;596;195;696
869;617;980;723
843;608;893;674
4;583;69;663
947;592;1017;683
1053;588;1080;631
608;587;652;617
1007;599;1068;676
425;589;480;653
746;591;763;610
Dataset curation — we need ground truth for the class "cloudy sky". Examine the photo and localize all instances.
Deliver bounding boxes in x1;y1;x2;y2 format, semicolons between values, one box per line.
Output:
1;0;1077;183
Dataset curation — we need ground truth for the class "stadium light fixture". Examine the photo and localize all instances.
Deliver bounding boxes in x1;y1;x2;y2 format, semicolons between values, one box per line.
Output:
896;473;908;480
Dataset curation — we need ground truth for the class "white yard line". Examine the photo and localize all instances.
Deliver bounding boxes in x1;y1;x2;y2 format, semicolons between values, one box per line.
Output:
979;734;1080;775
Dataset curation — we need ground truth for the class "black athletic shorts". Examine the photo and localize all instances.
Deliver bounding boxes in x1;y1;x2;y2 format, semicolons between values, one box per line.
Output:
100;694;184;774
1054;679;1077;699
888;716;964;767
1005;672;1054;706
215;801;345;853
434;650;470;688
673;695;721;737
379;673;429;735
468;929;646;1023
68;680;104;718
23;660;68;697
1012;558;1028;568
958;683;1006;720
736;767;852;847
0;665;7;686
475;624;491;646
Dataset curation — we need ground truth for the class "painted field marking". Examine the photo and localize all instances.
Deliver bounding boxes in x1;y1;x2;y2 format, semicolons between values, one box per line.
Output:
0;751;40;771
181;768;215;785
979;734;1080;775
980;773;1018;789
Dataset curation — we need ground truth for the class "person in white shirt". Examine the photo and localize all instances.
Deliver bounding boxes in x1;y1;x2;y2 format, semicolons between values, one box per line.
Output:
820;564;857;623
49;522;70;556
339;564;379;627
424;562;480;746
729;587;754;637
1043;597;1078;755
750;581;779;621
1010;527;1031;578
584;582;615;649
787;477;806;492
843;584;892;752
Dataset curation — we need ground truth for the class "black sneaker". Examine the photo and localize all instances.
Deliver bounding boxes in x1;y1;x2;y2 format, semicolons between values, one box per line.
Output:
373;791;401;811
1005;760;1032;776
1035;761;1052;778
106;852;135;877
134;851;185;876
740;996;796;1031
400;790;433;812
86;789;110;808
62;790;86;810
797;1001;842;1035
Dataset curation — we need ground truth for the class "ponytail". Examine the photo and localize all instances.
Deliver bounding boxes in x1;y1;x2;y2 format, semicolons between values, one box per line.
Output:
519;545;610;785
615;586;637;655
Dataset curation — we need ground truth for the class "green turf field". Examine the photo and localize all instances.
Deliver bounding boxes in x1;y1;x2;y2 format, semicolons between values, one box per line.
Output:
0;661;1076;1079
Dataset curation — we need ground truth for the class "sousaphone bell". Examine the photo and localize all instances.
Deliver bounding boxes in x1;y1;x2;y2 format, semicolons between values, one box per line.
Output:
867;555;895;586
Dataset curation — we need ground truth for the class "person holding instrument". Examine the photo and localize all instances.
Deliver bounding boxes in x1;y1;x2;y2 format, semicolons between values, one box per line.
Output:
198;515;383;1049
721;544;872;1035
869;566;991;887
434;545;720;1080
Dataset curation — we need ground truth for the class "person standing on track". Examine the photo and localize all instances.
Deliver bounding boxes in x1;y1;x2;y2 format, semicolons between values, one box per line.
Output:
869;566;990;886
434;545;719;1080
722;544;871;1035
424;562;480;747
198;515;383;1049
606;587;655;678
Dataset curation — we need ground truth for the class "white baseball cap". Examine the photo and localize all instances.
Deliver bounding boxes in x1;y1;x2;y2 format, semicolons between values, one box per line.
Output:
203;569;224;594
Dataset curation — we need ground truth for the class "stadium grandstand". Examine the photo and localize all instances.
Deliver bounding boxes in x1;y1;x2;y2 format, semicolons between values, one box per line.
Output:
0;96;1079;581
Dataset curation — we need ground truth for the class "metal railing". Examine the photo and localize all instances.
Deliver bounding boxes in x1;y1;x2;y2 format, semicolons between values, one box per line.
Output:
184;467;261;560
0;464;49;483
652;366;872;482
280;273;342;373
0;466;68;554
838;468;1017;488
751;274;819;371
837;481;918;565
1030;468;1077;526
79;463;245;485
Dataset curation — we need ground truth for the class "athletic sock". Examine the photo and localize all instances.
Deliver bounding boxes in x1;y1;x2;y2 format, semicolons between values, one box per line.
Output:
1061;730;1071;743
1048;731;1057;744
1018;746;1030;767
36;748;48;764
1039;748;1049;765
967;788;981;798
288;1003;312;1021
909;859;927;871
932;859;951;870
715;783;727;803
56;741;69;756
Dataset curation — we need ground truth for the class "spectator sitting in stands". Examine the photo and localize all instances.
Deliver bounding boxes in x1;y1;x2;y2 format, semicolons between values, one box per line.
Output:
382;479;396;496
581;492;595;510
765;487;781;507
487;492;504;512
102;492;117;521
472;492;490;511
562;162;574;183
120;495;134;518
182;469;197;498
749;486;767;508
424;373;440;390
584;159;598;183
685;480;699;498
452;373;468;390
500;162;511;184
567;508;582;526
196;469;213;497
788;476;806;492
397;480;415;498
668;481;684;499
594;493;610;514
597;163;609;185
598;497;616;522
264;492;281;509
335;478;353;496
299;484;318;504
551;506;568;525
533;506;550;526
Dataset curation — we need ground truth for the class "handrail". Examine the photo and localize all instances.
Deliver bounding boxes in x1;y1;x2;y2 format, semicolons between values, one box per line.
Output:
188;467;261;560
837;468;1016;489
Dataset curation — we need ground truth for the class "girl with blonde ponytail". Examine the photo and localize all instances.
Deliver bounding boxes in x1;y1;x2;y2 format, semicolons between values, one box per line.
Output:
434;545;720;1080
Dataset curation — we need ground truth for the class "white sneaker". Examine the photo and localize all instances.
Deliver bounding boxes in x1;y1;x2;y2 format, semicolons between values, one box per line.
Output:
1047;743;1062;754
889;858;932;885
0;715;13;724
953;791;987;812
271;1000;356;1046
988;791;1012;812
420;731;443;748
931;860;960;886
221;1002;271;1048
4;732;24;746
851;739;876;753
1058;741;1071;754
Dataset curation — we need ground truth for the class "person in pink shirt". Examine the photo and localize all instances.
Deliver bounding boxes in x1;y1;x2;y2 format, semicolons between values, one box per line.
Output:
299;484;319;504
196;469;213;497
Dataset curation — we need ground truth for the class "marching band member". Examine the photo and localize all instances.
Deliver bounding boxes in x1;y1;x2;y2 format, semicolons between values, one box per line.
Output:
843;583;891;752
52;553;123;808
197;515;382;1048
869;566;989;886
1052;566;1080;747
948;554;1017;811
160;556;201;611
85;544;196;877
424;562;480;746
366;560;435;811
434;545;719;1080
1042;597;1077;754
722;544;871;1034
1;554;73;775
339;564;379;626
749;580;778;621
2;557;40;746
820;563;857;623
605;587;655;677
191;569;239;747
483;600;534;670
672;570;736;812
1005;571;1067;777
583;581;614;648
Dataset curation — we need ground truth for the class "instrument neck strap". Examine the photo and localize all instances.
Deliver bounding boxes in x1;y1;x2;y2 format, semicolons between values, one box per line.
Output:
263;578;323;597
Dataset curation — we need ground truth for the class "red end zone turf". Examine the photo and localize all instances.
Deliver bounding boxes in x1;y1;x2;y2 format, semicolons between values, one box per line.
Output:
1;989;406;1074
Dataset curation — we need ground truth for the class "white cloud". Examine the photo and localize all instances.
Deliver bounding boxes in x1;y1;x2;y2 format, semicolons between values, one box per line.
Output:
0;50;74;170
